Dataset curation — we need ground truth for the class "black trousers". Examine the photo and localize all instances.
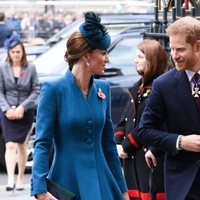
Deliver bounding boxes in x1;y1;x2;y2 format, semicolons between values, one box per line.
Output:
185;168;200;200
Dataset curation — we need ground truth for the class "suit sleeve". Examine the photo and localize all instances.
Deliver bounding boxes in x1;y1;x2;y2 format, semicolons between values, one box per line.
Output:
0;66;10;112
31;82;57;196
138;79;178;155
102;81;127;193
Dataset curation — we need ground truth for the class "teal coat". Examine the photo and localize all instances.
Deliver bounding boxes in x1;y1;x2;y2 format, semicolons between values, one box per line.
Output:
31;69;127;199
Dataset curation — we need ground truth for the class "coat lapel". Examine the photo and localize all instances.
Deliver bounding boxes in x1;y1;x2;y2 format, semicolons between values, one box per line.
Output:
65;69;96;113
174;70;200;129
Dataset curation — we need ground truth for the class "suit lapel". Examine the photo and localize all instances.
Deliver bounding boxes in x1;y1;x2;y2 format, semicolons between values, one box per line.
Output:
5;63;27;86
5;64;15;84
174;70;200;129
16;69;25;86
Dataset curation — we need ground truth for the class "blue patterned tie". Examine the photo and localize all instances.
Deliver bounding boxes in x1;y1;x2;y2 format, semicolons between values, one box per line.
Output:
191;73;200;112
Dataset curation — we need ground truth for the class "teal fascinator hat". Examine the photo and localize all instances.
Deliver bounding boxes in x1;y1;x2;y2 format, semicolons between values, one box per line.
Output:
79;12;111;50
4;32;21;50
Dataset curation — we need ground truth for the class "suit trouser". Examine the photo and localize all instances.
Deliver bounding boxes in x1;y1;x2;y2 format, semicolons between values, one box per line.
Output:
185;168;200;200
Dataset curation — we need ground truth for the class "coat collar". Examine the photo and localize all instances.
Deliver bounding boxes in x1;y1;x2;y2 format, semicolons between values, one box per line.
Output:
128;79;152;102
65;68;94;91
64;69;97;101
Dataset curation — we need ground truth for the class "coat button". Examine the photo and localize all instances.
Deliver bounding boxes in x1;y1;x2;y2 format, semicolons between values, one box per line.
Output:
87;120;93;126
85;138;92;144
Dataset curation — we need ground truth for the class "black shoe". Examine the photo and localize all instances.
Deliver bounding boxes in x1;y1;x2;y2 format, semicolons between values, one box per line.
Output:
16;187;24;191
6;184;15;191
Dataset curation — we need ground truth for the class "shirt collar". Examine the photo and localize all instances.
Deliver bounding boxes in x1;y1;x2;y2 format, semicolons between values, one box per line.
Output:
185;70;200;82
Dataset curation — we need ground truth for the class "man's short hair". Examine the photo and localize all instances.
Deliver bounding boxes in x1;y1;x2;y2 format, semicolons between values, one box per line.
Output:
166;16;200;45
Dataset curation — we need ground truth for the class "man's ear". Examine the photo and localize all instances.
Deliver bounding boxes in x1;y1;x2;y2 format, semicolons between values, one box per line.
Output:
196;40;200;52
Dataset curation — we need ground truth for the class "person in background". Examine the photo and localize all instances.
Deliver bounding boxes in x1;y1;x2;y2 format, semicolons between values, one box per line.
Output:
31;12;129;200
0;32;40;191
35;13;51;40
115;39;169;200
6;10;22;38
0;12;13;48
138;16;200;200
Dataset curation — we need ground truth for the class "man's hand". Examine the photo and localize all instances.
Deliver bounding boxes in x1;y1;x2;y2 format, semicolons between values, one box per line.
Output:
145;150;157;168
180;135;200;152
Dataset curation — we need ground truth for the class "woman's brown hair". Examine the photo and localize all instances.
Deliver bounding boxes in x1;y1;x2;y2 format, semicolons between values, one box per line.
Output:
137;39;169;90
64;31;94;70
7;41;28;67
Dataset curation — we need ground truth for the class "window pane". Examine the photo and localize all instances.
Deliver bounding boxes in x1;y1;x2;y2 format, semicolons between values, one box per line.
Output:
108;36;142;76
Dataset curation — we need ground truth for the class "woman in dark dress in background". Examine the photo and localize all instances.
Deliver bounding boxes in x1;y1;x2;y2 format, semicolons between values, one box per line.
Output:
0;32;39;191
115;39;169;200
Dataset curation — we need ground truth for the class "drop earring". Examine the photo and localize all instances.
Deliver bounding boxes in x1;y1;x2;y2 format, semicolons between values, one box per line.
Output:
86;62;89;66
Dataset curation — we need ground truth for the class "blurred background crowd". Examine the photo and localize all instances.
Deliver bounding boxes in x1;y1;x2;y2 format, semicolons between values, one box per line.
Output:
2;9;82;44
0;0;154;44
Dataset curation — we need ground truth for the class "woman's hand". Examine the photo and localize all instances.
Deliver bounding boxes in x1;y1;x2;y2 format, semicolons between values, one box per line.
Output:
14;105;25;119
122;192;130;200
5;108;16;120
116;144;128;159
36;192;58;200
145;150;157;168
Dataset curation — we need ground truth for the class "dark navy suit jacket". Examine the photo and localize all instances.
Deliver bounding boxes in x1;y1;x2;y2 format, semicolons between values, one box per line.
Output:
139;68;200;200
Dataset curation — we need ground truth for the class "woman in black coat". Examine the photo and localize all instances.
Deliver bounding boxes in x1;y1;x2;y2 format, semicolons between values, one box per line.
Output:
115;39;169;200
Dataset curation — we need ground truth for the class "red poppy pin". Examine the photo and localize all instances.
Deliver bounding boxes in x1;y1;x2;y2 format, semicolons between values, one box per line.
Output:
20;69;25;77
98;88;106;99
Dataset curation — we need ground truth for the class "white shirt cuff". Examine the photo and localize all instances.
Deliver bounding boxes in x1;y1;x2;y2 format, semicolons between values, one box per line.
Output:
176;135;182;150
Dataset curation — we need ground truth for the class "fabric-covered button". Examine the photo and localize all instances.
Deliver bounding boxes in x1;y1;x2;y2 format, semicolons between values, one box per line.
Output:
87;120;93;126
85;138;92;144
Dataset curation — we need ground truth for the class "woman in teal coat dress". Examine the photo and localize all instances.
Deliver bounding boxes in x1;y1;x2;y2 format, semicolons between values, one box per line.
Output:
31;12;129;200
